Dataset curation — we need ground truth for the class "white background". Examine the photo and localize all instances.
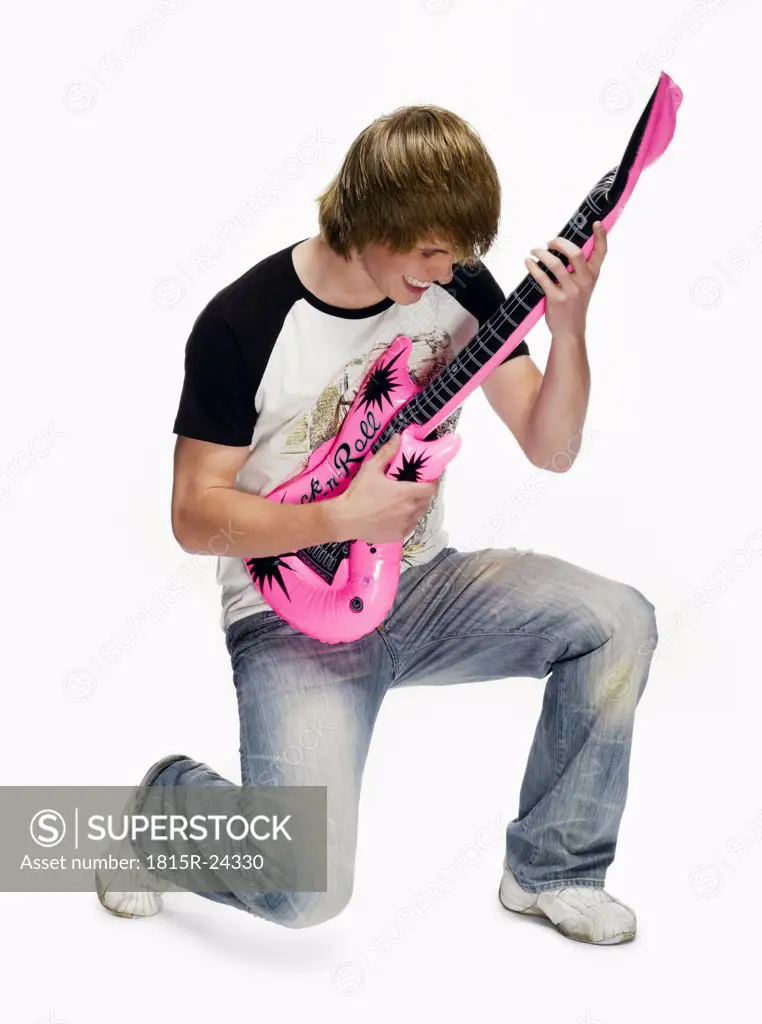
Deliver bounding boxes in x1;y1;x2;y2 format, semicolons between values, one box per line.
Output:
3;0;760;1020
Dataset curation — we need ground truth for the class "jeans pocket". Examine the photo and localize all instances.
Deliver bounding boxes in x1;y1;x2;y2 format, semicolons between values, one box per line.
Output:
225;611;280;659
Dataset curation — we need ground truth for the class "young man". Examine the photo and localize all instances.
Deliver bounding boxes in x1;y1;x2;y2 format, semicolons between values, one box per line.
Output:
97;105;658;944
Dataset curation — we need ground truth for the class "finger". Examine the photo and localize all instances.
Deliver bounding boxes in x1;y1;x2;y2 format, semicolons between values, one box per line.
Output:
530;248;580;297
587;221;608;275
375;435;399;463
529;247;563;286
546;236;590;280
525;255;565;300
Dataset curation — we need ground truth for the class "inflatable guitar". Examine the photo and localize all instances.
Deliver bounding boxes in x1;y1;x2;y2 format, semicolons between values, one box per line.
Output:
245;71;683;644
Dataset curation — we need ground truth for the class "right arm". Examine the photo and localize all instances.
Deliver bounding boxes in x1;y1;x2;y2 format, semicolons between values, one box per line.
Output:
171;436;346;557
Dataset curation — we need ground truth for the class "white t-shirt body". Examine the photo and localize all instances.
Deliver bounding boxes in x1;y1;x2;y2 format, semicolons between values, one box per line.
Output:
172;239;529;633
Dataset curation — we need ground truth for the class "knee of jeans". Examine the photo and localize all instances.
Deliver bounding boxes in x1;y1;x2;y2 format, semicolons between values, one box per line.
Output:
588;582;657;647
591;585;659;714
620;584;659;652
239;878;353;929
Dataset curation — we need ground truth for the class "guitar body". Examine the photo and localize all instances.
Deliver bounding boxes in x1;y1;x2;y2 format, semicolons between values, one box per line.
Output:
245;333;461;644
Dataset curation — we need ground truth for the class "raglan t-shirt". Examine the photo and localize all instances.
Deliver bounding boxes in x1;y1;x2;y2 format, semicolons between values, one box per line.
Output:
172;238;529;633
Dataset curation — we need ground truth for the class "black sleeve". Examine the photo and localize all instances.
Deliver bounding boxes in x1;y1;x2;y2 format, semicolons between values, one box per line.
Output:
172;302;257;446
448;260;530;364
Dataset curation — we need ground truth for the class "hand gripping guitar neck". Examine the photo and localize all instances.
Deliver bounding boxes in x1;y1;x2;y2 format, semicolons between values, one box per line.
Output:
245;71;683;644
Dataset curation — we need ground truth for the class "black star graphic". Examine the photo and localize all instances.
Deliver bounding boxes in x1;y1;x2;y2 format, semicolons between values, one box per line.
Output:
358;349;405;414
245;554;298;601
388;449;431;482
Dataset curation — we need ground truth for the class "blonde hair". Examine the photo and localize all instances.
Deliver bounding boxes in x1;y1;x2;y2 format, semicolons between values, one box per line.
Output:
317;105;501;269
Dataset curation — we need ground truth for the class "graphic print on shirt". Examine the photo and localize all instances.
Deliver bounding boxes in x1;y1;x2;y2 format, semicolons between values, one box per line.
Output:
282;325;462;569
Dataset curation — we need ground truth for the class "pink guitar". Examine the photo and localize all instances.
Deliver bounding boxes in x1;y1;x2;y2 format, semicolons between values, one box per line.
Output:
245;72;683;644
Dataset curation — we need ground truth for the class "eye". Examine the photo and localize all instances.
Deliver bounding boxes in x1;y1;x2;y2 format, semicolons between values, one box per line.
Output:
422;252;434;259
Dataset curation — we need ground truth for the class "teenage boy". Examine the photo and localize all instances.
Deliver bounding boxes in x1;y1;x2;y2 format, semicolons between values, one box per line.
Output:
97;103;657;945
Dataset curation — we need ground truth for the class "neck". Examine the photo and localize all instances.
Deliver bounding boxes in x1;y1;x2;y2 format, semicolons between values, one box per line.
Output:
293;236;386;309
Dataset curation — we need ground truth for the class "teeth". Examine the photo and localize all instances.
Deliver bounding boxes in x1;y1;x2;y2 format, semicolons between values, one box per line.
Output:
404;274;431;288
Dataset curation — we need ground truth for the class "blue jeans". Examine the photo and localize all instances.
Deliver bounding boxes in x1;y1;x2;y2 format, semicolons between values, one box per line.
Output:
148;544;658;928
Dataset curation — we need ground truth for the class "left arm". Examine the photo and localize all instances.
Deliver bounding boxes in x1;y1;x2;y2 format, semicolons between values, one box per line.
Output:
481;220;608;472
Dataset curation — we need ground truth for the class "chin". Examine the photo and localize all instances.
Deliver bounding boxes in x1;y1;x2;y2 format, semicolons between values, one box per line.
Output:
395;282;426;305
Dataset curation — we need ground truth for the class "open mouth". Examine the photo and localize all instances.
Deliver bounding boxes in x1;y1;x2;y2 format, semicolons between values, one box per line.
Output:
402;274;431;295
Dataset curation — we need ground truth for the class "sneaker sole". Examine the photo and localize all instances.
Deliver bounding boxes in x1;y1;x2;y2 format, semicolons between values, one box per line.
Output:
497;885;636;944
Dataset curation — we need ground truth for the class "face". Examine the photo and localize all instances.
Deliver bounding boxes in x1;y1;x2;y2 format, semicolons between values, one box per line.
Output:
357;239;456;305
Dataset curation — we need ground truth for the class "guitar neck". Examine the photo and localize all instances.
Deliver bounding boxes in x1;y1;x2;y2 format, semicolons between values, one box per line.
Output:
366;67;669;456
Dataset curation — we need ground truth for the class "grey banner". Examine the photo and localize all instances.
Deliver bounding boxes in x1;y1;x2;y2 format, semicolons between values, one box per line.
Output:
1;786;326;894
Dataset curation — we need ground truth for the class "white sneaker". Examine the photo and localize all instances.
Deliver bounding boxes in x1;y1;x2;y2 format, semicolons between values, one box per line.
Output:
94;754;190;919
498;859;636;945
94;875;164;919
